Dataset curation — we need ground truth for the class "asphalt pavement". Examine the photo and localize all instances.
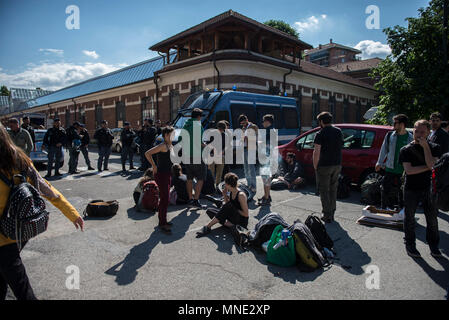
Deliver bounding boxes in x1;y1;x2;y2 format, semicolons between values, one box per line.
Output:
7;147;449;300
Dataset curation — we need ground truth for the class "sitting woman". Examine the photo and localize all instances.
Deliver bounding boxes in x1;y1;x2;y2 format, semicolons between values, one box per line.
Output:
171;163;189;204
133;168;154;206
196;173;249;246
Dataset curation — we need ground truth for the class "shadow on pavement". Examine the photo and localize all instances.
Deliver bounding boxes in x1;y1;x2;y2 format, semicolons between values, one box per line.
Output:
105;209;200;285
126;206;155;221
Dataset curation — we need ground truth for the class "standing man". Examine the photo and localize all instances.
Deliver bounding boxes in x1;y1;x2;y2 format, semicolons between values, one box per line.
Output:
138;119;157;171
399;120;442;258
120;122;136;172
376;114;413;209
21;116;35;144
66;122;82;174
428;112;449;155
94;120;114;172
79;124;95;170
313;112;343;223
239;114;258;194
43;118;66;178
155;119;162;136
258;114;275;206
182;108;206;209
7;118;33;156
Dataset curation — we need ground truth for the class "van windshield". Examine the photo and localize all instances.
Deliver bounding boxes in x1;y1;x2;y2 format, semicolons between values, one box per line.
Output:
172;112;209;129
180;91;221;110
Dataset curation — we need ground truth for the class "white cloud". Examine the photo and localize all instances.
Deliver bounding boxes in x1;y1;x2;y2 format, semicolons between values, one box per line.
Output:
0;62;126;91
354;40;392;59
294;14;328;33
39;48;64;57
82;50;99;59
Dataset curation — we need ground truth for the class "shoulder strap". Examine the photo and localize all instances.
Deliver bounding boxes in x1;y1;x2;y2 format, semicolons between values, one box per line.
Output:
0;171;13;188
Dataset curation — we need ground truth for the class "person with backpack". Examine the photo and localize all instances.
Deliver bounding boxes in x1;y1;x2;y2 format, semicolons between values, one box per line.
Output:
120;122;136;172
133;168;154;206
375;114;413;209
399;120;442;258
43;118;66;178
0;122;84;300
145;126;174;234
313;112;344;223
66;121;82;174
94;120;114;172
196;173;249;247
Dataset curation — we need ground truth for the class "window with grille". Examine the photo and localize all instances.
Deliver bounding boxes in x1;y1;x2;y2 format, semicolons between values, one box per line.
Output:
141;97;157;123
95;104;103;128
190;85;203;94
116;101;126;127
312;94;320;127
269;86;280;96
170;90;181;121
65;109;71;127
79;106;86;125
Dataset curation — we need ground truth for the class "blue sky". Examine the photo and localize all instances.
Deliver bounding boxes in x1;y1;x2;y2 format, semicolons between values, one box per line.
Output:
0;0;430;91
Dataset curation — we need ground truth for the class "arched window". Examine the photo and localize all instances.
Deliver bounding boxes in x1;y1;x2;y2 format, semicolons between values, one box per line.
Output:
141;97;157;123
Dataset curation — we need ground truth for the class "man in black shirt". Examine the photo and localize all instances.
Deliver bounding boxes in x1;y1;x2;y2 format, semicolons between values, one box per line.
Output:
43;118;66;178
399;119;442;258
94;120;114;172
21;116;35;144
120;122;136;172
138;118;157;171
428;112;449;155
66;121;82;174
79;124;95;170
313;112;344;223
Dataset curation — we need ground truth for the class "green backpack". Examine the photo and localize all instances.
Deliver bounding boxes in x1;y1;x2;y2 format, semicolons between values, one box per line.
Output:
266;225;296;267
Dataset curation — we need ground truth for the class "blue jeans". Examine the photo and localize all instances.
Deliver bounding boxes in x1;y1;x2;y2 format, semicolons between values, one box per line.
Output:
98;145;111;170
243;148;257;191
47;146;62;175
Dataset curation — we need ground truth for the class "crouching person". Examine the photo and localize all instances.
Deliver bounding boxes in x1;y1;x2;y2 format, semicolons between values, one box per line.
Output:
133;168;154;207
196;173;249;247
0;123;84;300
271;152;306;190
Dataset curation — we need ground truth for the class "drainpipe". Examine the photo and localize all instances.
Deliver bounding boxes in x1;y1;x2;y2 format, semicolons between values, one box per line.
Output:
283;69;292;95
72;98;77;122
213;50;220;90
157;51;166;65
153;72;160;120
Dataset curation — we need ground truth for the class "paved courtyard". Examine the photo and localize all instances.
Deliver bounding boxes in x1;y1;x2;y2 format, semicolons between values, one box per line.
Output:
7;148;449;300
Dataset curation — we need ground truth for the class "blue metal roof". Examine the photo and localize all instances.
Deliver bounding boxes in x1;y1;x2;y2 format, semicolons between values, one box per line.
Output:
25;54;176;109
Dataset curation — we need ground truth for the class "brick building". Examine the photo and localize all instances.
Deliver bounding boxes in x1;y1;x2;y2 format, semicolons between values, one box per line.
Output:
304;39;362;67
328;57;383;86
2;10;378;134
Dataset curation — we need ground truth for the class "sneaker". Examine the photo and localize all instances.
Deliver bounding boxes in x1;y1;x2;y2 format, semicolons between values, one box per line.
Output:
44;173;51;179
191;199;203;209
88;166;95;170
54;172;63;177
321;215;333;224
187;199;196;208
129;166;136;170
430;248;443;258
104;168;109;171
406;246;422;258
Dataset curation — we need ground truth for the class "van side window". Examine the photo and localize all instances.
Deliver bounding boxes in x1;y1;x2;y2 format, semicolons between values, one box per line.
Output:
283;108;299;129
256;106;282;128
214;110;230;123
230;104;256;128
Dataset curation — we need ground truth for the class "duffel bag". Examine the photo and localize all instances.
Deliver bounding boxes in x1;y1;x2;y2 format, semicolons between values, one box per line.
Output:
266;225;296;267
83;200;119;218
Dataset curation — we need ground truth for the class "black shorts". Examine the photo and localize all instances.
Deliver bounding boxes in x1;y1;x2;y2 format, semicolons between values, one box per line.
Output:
185;162;207;180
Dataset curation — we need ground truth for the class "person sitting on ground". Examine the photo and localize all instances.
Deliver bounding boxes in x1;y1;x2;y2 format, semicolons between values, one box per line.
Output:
271;152;306;190
133;168;154;207
171;164;189;204
196;173;249;247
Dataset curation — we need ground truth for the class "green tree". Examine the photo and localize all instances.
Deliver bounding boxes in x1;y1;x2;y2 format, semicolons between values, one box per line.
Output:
0;85;10;96
370;0;449;125
264;20;299;39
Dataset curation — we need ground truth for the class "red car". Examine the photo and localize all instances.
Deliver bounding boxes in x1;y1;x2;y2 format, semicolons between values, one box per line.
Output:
277;124;393;185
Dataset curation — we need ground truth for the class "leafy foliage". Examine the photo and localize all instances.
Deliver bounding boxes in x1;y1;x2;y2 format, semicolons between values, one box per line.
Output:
0;85;10;97
264;20;299;39
370;0;449;125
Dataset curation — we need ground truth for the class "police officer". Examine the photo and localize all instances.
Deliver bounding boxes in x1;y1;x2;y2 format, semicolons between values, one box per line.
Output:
138;118;157;171
94;120;114;172
79;124;95;170
21;116;35;144
120;122;136;172
43;118;66;178
66;122;82;174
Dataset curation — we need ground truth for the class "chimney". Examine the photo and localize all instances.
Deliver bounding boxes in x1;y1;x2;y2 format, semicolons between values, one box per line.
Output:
319;44;322;49
330;38;333;44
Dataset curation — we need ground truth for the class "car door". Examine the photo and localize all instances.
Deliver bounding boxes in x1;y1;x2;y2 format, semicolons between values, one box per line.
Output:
295;130;318;179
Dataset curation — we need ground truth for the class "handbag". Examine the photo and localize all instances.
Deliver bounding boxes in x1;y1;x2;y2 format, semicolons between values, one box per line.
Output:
83;200;119;218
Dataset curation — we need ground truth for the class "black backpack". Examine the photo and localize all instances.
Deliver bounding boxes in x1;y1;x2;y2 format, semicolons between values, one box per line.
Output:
434;153;449;211
337;174;351;199
248;212;289;248
305;214;334;250
0;172;49;249
360;178;382;205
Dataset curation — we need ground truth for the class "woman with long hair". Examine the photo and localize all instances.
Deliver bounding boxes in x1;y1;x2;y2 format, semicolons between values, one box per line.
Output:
145;126;174;234
0;122;84;300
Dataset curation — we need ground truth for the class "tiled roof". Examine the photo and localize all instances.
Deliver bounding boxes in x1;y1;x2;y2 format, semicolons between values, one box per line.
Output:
328;58;383;73
24;55;175;109
300;60;374;90
305;42;362;55
150;10;313;51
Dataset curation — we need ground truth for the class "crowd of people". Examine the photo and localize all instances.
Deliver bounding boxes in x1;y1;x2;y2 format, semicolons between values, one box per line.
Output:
1;108;448;300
